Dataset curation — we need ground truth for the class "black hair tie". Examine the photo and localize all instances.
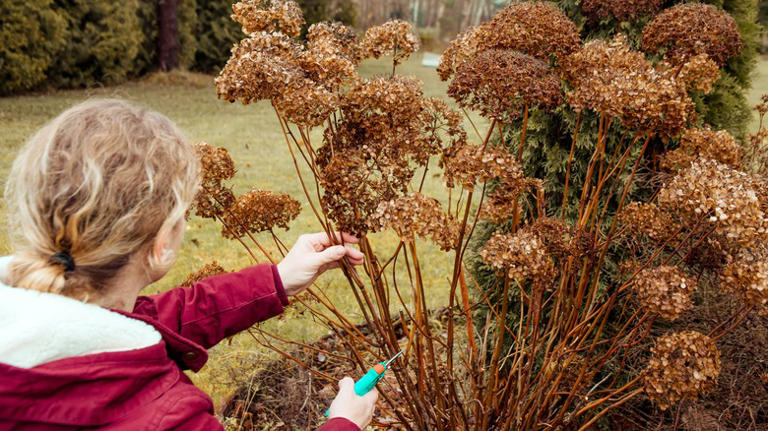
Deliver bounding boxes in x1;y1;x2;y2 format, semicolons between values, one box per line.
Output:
51;252;76;273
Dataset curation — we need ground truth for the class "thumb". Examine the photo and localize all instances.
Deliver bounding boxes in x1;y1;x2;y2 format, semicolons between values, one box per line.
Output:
318;245;346;266
339;376;355;393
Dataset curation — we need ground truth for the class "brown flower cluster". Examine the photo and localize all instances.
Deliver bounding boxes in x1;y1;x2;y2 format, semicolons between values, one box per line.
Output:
438;2;580;80
657;159;768;249
482;177;544;224
618;202;677;241
722;246;768;308
632;266;697;320
318;151;379;236
447;50;562;122
580;0;662;23
676;54;721;94
437;26;483;81
306;21;361;61
360;20;420;66
218;1;363;127
661;127;742;172
564;34;695;139
642;3;742;66
222;190;301;239
300;22;360;91
179;262;227;287
232;0;304;38
481;230;556;285
216;31;341;126
527;217;591;260
442;144;522;189
318;76;465;235
191;142;237;219
480;1;580;63
644;331;721;410
417;98;467;165
440;144;540;223
373;193;461;251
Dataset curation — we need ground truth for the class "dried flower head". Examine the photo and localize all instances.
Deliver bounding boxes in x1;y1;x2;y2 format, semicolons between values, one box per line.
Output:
319;149;399;236
438;2;580;80
272;82;340;127
329;76;447;163
564;34;695;139
481;176;544;224
373;193;461;251
644;331;721;410
528;217;591;259
437;26;483;81
722;246;768;308
675;54;721;94
361;20;420;66
632;266;697;320
481;230;556;285
618;202;677;241
216;31;340;126
657;159;768;248
581;0;663;23
447;50;562;122
179;262;227;287
221;190;301;239
440;143;541;222
481;1;580;64
232;0;305;38
416;98;468;165
441;144;522;189
318;76;467;235
661;127;742;172
217;31;304;105
191;142;236;219
307;22;361;62
642;3;742;66
301;22;360;90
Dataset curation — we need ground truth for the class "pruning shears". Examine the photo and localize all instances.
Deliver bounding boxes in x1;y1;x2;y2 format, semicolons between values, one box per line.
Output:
325;350;403;416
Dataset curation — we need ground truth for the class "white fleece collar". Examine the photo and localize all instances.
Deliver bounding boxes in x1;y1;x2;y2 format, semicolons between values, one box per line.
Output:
0;255;161;369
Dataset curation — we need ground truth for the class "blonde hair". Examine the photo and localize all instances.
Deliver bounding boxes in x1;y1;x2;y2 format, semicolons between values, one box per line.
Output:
4;99;200;301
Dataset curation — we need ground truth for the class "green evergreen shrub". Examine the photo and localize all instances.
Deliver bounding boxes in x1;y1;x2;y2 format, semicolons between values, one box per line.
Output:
47;0;143;88
0;0;66;94
191;0;242;73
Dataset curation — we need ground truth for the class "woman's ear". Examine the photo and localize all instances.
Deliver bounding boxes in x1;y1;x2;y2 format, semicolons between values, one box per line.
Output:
147;219;184;274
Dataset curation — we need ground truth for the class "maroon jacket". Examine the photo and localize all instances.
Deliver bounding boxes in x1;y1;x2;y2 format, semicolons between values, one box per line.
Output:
0;264;357;431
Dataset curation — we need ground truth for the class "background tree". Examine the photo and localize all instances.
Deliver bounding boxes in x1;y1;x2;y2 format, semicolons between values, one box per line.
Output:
157;0;180;71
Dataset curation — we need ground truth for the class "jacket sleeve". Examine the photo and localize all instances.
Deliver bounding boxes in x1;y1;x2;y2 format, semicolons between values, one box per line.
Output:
318;418;360;431
133;264;289;349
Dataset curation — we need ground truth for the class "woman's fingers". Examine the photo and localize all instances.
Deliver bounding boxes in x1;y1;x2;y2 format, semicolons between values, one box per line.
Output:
344;245;364;260
306;231;360;247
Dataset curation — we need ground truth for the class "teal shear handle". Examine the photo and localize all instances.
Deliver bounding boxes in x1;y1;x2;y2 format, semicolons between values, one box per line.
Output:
325;351;403;416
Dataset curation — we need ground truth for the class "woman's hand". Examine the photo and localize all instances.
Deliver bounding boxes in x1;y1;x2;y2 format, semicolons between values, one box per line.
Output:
328;377;378;429
276;232;364;296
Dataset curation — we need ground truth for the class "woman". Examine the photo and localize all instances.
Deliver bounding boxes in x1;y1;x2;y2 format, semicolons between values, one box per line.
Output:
0;99;377;430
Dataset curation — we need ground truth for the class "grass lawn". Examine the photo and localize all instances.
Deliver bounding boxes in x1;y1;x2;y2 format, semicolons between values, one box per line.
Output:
1;54;767;412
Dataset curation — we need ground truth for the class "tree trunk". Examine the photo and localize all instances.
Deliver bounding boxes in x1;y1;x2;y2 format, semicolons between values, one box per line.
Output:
157;0;179;71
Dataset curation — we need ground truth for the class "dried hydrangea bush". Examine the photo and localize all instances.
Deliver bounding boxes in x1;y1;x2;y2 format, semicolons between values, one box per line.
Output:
187;0;767;429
